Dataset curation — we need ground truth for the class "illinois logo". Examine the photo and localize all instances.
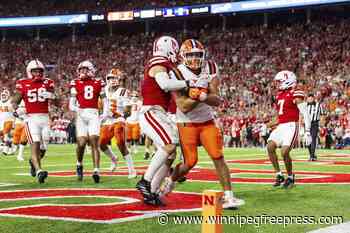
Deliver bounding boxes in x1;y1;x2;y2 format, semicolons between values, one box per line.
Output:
0;188;202;223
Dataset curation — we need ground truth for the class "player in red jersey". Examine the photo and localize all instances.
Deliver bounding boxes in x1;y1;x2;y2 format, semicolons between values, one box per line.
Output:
69;60;108;183
11;59;56;183
266;70;312;188
136;36;199;205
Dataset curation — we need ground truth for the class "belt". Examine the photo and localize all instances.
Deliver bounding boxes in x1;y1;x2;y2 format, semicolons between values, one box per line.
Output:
177;120;214;127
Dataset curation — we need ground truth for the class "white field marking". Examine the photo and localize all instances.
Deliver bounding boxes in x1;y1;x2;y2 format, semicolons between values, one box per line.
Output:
229;173;330;179
0;183;19;187
185;179;350;185
0;188;202;224
308;222;350;233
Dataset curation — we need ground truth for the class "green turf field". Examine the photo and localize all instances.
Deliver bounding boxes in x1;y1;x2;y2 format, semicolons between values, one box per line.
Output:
0;145;349;233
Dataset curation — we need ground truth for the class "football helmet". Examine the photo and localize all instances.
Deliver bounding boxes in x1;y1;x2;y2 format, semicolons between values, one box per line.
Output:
180;39;205;70
77;60;96;79
153;36;179;63
0;89;10;102
274;70;297;90
106;68;124;87
26;59;45;80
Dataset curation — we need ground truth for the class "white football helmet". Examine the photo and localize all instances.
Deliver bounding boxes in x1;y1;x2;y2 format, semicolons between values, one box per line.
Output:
274;70;297;90
153;36;179;63
77;60;96;79
26;59;45;79
106;68;124;87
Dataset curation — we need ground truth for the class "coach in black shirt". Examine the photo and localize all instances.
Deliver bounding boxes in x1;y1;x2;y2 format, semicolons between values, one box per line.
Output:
306;93;323;161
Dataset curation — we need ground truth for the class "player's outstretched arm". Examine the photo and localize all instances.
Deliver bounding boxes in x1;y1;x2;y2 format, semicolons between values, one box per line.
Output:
150;65;189;92
11;91;22;112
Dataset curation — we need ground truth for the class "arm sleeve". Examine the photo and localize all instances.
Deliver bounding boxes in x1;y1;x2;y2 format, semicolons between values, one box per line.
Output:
102;96;109;116
154;71;188;92
298;102;311;132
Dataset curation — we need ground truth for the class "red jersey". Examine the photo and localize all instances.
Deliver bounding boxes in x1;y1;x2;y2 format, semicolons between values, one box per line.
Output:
16;78;54;114
141;56;177;111
276;88;304;124
70;78;105;109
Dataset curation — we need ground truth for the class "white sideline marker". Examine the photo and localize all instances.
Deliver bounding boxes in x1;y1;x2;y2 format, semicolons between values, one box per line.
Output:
308;222;350;233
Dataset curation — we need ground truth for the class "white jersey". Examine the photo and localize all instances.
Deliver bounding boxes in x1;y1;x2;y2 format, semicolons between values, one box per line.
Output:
126;98;142;124
103;86;130;125
0;99;14;122
175;61;219;123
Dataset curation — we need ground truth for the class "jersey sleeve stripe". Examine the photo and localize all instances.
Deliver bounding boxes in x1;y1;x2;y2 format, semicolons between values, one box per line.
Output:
171;67;185;80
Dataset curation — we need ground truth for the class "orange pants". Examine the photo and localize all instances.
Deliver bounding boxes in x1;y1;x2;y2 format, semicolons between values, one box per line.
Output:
12;123;27;145
3;120;13;135
99;122;126;146
126;122;140;141
177;120;223;169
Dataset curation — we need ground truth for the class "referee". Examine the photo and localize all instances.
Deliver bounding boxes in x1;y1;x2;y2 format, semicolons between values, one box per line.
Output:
306;93;324;161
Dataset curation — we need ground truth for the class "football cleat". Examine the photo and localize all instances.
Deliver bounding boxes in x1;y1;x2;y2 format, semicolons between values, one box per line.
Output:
144;193;166;206
92;171;100;183
177;176;187;183
17;155;24;162
76;165;83;181
273;174;285;187
29;159;36;177
37;171;48;184
283;175;295;189
144;152;150;160
136;177;152;199
222;196;245;210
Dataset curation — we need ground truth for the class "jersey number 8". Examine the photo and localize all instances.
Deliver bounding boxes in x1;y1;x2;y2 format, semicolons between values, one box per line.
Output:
84;86;94;100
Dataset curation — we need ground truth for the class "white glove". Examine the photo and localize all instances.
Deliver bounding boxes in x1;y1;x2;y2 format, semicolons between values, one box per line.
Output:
41;91;55;100
304;131;312;146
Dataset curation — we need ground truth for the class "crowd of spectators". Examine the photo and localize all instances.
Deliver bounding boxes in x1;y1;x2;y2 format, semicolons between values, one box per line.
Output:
0;11;349;149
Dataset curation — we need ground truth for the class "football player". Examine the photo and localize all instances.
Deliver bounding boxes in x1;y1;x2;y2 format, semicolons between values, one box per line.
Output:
99;68;136;177
125;90;142;156
0;88;14;155
136;36;194;205
12;101;27;161
266;70;311;188
161;39;245;209
69;60;107;183
12;59;56;183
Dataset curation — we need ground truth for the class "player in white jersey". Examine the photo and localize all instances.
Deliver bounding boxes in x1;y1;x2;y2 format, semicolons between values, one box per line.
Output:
0;88;15;155
12;101;27;161
99;68;136;177
161;39;245;209
125;91;142;155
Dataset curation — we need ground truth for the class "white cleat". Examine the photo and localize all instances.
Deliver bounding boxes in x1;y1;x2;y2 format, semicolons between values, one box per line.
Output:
110;162;117;172
128;170;137;179
17;156;24;162
159;177;176;197
222;197;245;209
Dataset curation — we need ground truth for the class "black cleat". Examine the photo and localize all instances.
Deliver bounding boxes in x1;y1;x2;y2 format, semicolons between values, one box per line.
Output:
273;174;285;187
144;193;165;206
29;159;36;177
136;177;152;199
37;171;48;184
92;171;100;183
283;175;295;189
144;152;150;160
177;176;187;183
76;165;83;181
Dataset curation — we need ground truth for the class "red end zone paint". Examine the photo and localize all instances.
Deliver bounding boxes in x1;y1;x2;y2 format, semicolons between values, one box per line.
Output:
0;189;201;223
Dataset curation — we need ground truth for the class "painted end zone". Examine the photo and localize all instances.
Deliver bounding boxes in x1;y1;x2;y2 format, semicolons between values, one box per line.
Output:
0;189;202;223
